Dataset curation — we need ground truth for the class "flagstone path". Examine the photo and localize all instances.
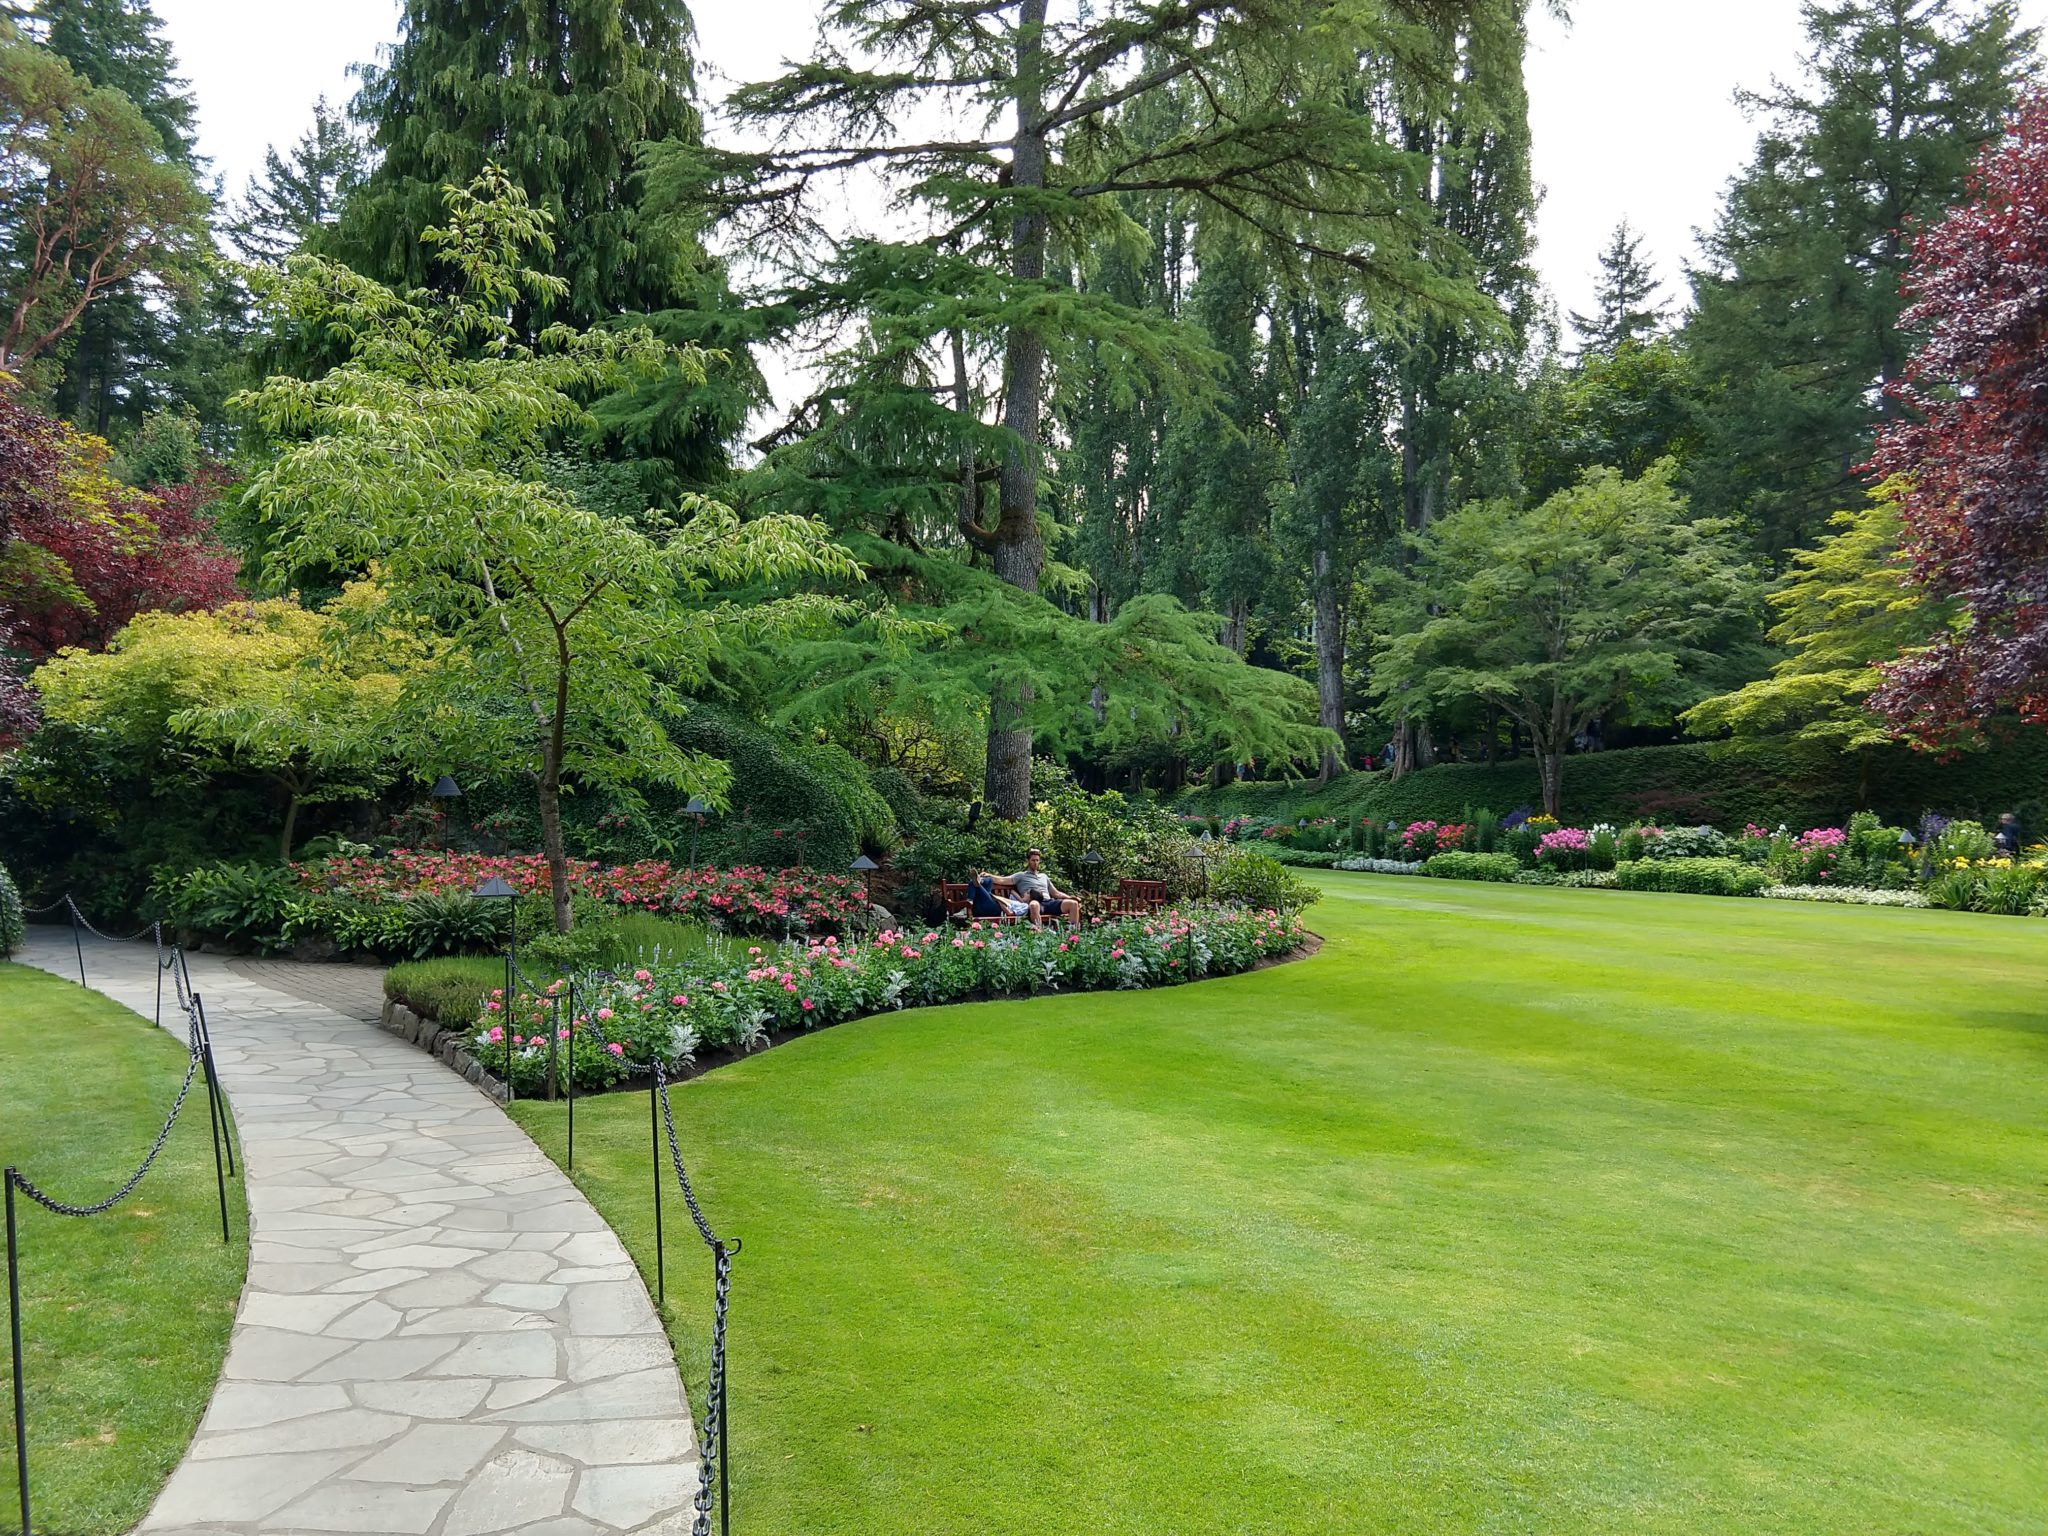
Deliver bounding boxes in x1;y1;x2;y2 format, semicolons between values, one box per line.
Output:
20;929;701;1536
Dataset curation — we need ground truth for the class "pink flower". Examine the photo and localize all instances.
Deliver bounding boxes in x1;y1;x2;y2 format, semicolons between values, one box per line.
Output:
596;1007;614;1021
672;994;689;1006
634;968;652;982
801;999;815;1011
606;1042;625;1057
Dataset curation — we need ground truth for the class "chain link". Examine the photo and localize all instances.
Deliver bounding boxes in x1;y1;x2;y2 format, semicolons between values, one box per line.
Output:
7;1019;205;1218
652;1052;737;1536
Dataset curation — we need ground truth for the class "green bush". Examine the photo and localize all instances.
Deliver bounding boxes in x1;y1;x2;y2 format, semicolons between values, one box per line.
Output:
400;893;508;959
1269;848;1341;868
0;862;22;958
1206;846;1320;912
151;862;299;949
794;741;900;852
588;912;708;970
1613;857;1770;898
1420;852;1521;883
1645;826;1732;860
385;955;506;1025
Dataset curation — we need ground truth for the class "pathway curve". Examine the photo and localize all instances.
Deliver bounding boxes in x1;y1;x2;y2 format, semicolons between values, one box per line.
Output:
20;929;700;1536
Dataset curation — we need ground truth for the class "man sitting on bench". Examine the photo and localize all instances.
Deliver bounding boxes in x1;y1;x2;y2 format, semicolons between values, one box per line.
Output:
1006;848;1081;926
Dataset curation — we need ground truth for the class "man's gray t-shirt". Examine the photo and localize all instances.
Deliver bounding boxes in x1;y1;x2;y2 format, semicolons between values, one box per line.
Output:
1009;870;1054;902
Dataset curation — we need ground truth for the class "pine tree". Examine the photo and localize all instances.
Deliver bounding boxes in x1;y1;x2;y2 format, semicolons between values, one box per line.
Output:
1568;220;1667;355
227;98;367;265
1685;0;2038;560
675;0;1528;815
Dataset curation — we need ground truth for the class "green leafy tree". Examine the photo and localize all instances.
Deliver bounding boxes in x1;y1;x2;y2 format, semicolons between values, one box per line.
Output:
1684;0;2037;558
674;0;1524;816
31;587;422;857
1684;485;1941;751
238;171;853;931
1519;337;1703;503
1376;462;1760;814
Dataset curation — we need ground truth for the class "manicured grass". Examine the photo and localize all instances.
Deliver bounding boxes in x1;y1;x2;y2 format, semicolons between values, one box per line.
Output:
0;964;246;1536
510;877;2048;1534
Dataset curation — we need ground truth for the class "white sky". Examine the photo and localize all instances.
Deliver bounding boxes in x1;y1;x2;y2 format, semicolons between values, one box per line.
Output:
157;0;2048;361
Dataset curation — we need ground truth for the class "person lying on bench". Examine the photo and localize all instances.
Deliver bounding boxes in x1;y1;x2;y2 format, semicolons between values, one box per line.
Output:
969;872;1030;920
1006;848;1081;926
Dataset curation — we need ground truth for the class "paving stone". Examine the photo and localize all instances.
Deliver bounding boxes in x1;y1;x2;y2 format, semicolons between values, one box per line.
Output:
20;933;699;1536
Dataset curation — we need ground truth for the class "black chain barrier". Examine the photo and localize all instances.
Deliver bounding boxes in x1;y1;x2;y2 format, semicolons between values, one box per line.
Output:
651;1052;738;1536
7;897;238;1536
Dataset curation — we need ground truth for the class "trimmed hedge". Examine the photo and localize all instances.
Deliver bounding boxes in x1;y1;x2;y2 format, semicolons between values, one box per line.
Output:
1420;852;1521;883
1176;734;2048;835
1613;857;1771;898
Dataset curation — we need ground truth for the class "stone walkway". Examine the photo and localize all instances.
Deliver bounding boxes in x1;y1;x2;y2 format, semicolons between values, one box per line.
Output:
226;957;389;1023
19;928;701;1536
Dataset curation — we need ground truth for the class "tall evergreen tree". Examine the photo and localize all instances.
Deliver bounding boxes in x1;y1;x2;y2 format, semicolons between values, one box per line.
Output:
228;98;367;265
1684;0;2038;560
337;0;751;499
679;0;1526;815
1568;219;1666;355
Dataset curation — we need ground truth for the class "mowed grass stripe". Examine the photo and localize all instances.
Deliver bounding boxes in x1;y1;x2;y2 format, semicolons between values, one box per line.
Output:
0;963;246;1536
511;875;2048;1534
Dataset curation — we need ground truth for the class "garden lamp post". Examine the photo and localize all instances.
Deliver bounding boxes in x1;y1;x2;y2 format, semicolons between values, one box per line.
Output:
684;797;710;869
431;775;461;851
1082;848;1105;897
850;854;879;907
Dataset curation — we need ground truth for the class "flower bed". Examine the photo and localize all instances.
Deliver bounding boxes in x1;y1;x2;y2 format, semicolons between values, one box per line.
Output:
294;850;867;934
467;905;1309;1094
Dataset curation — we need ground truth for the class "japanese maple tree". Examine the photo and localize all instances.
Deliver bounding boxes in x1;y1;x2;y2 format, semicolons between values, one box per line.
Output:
1874;92;2048;743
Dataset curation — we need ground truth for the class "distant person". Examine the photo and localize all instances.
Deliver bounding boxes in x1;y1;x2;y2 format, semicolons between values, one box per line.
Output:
1995;812;2023;857
1007;848;1081;926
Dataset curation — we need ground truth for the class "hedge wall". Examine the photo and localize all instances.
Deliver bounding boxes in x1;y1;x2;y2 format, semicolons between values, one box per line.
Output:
1176;735;2048;833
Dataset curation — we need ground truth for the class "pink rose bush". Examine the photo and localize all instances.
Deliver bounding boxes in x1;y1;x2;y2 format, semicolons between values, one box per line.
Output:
468;904;1307;1093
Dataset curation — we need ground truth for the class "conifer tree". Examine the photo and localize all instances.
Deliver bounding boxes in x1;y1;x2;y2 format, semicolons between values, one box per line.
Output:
674;0;1525;816
338;0;749;499
1685;0;2037;559
228;99;367;265
1568;219;1666;356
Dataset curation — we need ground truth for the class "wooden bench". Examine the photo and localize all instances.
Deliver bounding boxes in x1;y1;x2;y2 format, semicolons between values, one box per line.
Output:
1106;878;1170;916
938;879;1079;925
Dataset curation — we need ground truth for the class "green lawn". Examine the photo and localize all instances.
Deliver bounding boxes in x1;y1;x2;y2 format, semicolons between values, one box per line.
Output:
510;876;2048;1535
0;964;246;1536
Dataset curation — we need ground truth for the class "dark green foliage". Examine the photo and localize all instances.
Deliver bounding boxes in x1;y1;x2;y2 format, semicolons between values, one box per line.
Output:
1420;851;1520;882
1682;0;2038;557
398;892;508;959
1644;826;1734;860
1612;857;1770;898
226;96;365;264
151;860;297;946
0;858;22;955
1568;220;1668;356
1176;733;2048;835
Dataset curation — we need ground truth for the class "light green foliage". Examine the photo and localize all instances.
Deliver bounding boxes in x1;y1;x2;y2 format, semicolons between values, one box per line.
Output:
1420;850;1520;882
32;589;423;856
1612;856;1771;898
1376;462;1760;813
1204;844;1320;912
234;170;856;926
384;954;506;1026
511;876;2048;1533
1684;488;1943;749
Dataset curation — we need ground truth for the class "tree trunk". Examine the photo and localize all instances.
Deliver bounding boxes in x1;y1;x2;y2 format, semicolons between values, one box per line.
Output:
279;792;302;862
1221;598;1247;656
983;0;1051;820
1312;548;1345;781
1537;748;1563;817
540;638;575;934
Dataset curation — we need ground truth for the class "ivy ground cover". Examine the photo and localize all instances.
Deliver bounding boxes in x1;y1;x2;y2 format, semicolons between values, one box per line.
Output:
0;965;246;1535
509;873;2048;1534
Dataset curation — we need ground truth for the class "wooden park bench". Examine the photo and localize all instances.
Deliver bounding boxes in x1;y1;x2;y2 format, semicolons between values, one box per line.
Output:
1106;878;1170;916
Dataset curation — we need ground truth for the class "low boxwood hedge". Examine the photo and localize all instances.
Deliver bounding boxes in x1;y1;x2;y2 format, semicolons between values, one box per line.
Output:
1613;857;1771;898
1420;852;1521;883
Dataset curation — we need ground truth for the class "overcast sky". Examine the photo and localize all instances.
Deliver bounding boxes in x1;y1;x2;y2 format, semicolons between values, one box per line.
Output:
156;0;2048;346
